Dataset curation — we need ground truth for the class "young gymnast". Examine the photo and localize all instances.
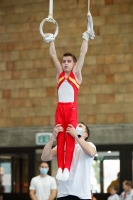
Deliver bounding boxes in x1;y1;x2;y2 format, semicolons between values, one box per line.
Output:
45;30;93;182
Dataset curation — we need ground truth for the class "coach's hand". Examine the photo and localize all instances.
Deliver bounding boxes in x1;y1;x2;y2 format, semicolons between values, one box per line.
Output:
66;124;77;138
51;124;63;140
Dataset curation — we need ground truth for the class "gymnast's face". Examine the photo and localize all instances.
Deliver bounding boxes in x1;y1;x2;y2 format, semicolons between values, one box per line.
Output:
62;56;76;73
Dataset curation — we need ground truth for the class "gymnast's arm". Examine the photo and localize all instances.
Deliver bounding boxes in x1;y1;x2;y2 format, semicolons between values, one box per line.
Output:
49;41;62;76
41;124;63;161
73;39;88;84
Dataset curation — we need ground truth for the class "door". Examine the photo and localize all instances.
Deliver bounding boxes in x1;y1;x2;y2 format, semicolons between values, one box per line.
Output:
0;147;35;200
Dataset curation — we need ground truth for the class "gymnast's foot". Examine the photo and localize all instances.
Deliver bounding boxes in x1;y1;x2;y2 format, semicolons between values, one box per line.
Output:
62;168;69;181
56;168;63;181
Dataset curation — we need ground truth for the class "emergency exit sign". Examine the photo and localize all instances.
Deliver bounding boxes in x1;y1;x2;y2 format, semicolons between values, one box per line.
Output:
36;133;52;145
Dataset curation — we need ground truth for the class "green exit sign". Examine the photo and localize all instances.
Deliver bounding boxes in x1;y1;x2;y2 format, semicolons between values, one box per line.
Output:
36;133;52;145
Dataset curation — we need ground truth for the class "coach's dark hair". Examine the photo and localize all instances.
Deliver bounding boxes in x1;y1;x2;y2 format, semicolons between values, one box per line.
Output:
79;122;90;141
63;52;77;62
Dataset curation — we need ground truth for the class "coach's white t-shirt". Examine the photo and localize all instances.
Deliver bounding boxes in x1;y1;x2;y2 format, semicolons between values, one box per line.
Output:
57;142;96;199
29;175;57;200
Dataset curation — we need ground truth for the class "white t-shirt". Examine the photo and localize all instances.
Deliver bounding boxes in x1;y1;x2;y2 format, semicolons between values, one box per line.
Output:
57;142;96;199
108;194;119;200
29;175;57;200
120;190;133;200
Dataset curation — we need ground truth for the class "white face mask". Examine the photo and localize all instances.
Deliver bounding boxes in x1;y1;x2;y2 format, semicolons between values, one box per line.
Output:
40;168;48;175
76;126;83;135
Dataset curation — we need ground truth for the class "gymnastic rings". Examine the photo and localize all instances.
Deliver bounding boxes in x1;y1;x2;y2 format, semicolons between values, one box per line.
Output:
39;0;59;40
39;17;59;39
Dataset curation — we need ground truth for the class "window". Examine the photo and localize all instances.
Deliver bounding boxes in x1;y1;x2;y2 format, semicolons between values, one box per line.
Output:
91;151;120;193
0;154;28;193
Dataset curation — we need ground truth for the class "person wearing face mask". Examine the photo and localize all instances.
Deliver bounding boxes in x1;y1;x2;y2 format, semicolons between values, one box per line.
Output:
29;162;57;200
41;122;96;200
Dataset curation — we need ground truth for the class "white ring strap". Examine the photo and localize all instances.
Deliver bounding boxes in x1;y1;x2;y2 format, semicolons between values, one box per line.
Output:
88;0;90;13
86;0;95;39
